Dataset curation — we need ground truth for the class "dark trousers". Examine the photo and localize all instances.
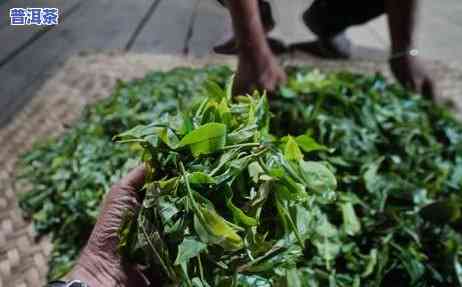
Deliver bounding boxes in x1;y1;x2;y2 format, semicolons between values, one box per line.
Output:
304;0;385;37
218;0;385;37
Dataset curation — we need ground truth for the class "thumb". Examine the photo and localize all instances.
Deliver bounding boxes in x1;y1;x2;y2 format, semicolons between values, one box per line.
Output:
119;166;146;195
86;166;146;254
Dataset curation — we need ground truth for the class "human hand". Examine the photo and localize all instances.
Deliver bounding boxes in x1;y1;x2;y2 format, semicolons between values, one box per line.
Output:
234;50;287;95
69;166;148;287
389;54;436;100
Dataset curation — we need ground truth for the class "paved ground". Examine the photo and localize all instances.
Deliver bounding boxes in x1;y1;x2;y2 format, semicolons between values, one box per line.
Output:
0;0;461;128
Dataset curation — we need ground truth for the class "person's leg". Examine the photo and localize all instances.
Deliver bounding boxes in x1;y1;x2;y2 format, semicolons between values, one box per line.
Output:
214;0;278;55
298;0;385;58
216;0;274;30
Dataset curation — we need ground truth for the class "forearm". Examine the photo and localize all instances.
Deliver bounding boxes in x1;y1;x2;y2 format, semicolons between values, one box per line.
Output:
385;0;420;52
227;0;271;58
227;0;286;93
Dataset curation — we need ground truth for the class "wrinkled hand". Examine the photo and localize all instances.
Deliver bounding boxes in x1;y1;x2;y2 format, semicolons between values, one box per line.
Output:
234;51;287;95
69;166;147;287
389;55;436;100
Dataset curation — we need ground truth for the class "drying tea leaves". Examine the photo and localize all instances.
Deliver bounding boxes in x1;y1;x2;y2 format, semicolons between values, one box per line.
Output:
19;66;462;286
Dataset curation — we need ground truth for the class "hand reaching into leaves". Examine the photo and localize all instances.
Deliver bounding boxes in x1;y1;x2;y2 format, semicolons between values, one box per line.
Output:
227;0;287;95
235;52;287;95
389;55;436;100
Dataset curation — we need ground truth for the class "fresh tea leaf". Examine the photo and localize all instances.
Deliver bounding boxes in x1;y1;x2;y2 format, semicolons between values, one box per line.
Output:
178;122;227;157
295;134;330;153
284;136;303;161
298;161;337;192
174;237;207;266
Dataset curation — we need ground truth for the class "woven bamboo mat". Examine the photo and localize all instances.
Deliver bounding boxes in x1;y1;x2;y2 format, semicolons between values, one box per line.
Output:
0;51;460;287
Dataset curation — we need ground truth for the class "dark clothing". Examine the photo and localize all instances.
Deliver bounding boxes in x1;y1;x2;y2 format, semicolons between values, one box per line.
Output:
303;0;385;37
218;0;385;37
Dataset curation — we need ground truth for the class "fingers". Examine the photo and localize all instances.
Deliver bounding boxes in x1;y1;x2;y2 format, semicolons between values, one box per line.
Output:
105;165;146;217
234;67;287;96
389;58;436;101
421;78;436;100
411;76;435;101
119;166;146;192
105;165;146;210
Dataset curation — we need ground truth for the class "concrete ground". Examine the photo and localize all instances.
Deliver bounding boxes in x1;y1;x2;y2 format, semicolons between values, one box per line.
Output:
0;0;461;127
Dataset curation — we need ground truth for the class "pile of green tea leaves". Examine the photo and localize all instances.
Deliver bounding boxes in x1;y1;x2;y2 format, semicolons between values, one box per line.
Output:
18;66;232;279
19;66;462;286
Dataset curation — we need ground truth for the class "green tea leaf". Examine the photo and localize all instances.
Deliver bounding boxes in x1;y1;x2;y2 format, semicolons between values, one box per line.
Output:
286;268;302;287
236;274;271;287
227;124;258;145
313;216;340;265
339;202;361;236
284;136;303;161
248;161;264;183
195;207;243;251
362;249;378;277
298;161;337;192
178;122;227;157
225;74;235;101
203;80;226;101
255;94;270;130
455;256;462;286
225;188;258;227
295;134;329;153
188;172;216;185
174;237;207;266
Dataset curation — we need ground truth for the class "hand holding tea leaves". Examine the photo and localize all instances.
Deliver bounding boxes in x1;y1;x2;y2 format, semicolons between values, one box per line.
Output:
69;167;151;287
